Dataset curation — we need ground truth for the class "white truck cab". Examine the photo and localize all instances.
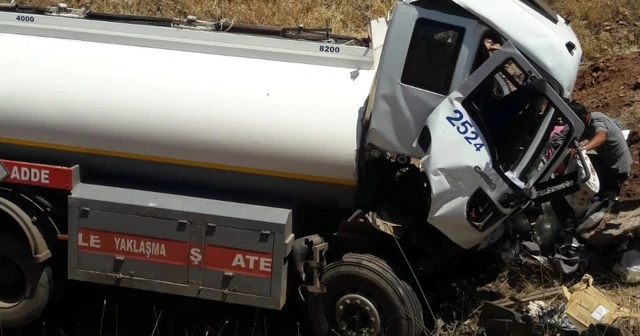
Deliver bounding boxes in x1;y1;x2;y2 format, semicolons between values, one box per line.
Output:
360;0;587;251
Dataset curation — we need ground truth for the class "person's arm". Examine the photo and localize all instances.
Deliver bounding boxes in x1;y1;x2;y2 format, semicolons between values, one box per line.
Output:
571;121;606;156
580;130;606;151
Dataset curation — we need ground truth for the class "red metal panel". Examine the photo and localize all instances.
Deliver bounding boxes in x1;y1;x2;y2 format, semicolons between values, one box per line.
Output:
204;246;273;279
77;228;190;266
0;159;75;190
76;228;274;280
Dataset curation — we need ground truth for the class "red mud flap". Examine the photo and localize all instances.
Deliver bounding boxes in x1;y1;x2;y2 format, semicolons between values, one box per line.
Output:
0;159;80;191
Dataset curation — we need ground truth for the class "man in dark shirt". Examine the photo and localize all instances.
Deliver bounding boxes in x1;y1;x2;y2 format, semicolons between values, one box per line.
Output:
569;101;633;200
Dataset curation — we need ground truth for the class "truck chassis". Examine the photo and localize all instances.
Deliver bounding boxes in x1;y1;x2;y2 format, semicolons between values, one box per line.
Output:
0;156;425;336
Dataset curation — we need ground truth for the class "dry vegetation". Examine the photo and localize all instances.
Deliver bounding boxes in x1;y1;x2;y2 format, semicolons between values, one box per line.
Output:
548;0;640;59
25;0;640;60
28;0;396;39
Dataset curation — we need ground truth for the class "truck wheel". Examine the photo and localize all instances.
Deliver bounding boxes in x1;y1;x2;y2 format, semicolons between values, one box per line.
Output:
307;253;424;336
0;231;53;328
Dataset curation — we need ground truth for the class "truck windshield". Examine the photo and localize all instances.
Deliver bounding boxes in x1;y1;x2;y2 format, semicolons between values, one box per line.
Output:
462;58;572;187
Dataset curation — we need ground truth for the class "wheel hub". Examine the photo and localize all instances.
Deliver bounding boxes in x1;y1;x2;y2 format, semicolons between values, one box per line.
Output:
0;255;27;307
334;293;382;336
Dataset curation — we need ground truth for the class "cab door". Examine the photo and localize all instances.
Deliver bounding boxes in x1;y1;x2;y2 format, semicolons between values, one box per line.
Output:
417;41;584;249
363;1;485;159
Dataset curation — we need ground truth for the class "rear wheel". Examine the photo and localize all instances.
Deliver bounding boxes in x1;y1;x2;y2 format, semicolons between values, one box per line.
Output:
0;231;53;328
307;253;424;336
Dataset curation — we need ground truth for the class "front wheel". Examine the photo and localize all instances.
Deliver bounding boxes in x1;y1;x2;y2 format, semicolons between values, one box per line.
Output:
0;231;53;328
307;253;424;336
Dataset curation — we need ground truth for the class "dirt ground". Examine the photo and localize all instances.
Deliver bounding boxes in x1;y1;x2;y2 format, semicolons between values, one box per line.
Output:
572;51;640;201
570;51;640;255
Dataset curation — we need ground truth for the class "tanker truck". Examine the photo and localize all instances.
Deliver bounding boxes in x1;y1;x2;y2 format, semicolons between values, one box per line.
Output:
0;0;589;335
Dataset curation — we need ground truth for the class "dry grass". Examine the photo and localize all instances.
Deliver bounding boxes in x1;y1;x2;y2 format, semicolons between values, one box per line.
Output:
548;0;640;60
26;0;396;37
22;0;640;60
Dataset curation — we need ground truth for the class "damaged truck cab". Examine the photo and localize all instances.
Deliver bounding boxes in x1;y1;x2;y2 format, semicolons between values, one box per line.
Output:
0;1;591;336
359;0;586;252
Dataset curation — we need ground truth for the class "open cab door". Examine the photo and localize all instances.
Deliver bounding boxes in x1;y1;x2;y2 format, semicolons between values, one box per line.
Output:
363;0;486;159
416;41;585;249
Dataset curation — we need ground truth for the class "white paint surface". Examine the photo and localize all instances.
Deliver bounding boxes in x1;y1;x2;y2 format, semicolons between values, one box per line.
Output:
0;32;377;184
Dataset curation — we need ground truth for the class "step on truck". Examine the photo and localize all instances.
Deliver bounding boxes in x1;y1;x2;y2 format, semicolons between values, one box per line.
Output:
0;0;590;335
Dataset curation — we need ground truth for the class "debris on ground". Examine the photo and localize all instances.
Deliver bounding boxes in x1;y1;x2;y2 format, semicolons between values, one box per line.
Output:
613;249;640;284
497;203;595;280
477;274;638;336
477;301;541;336
492;287;565;309
562;274;638;330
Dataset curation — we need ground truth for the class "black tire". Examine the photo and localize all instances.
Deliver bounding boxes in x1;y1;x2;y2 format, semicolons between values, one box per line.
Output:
0;231;53;328
307;253;424;336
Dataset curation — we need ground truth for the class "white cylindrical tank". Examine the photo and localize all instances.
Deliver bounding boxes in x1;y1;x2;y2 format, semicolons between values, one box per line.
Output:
0;31;376;207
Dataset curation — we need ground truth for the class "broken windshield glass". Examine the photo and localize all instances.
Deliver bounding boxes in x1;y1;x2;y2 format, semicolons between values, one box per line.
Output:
461;58;573;187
